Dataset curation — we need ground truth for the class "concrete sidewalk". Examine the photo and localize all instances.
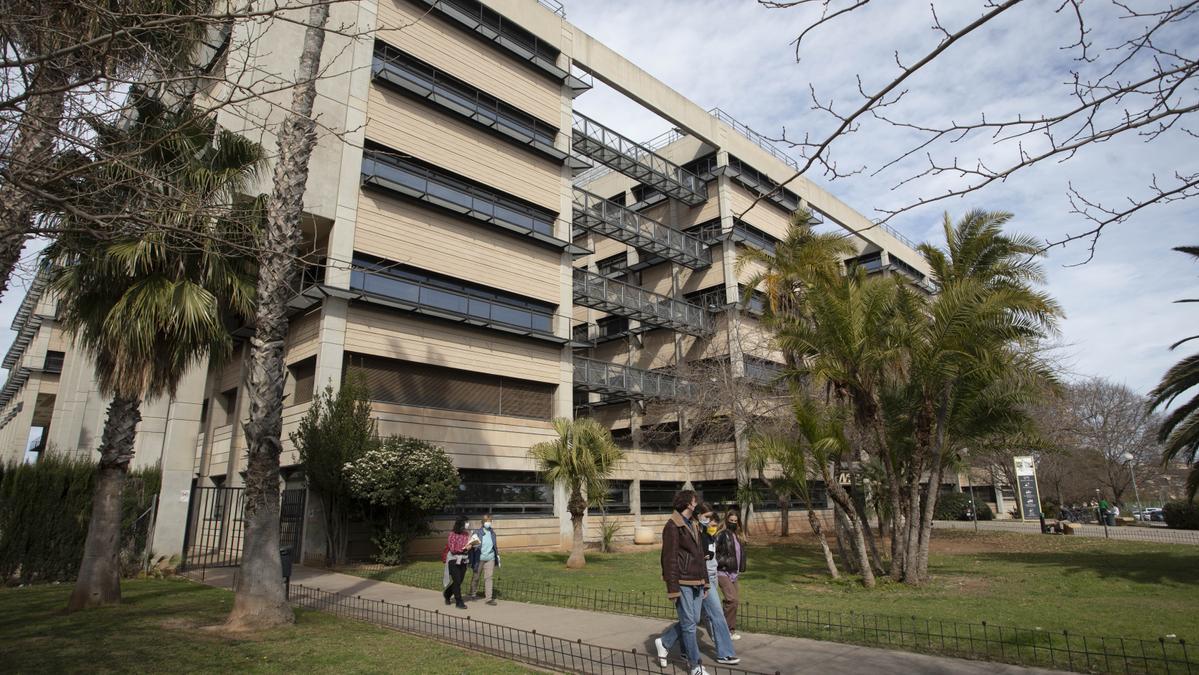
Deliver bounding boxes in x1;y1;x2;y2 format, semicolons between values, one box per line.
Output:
194;565;1063;675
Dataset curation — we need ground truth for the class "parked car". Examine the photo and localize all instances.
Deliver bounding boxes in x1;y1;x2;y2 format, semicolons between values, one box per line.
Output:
1144;507;1164;522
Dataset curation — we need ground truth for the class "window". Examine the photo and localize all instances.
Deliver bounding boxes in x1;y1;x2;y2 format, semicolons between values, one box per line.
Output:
288;357;316;405
434;0;561;63
346;353;554;419
640;480;685;514
598;480;632;514
350;253;556;335
609;427;633;449
220;388;238;426
731;221;779;255
640;422;680;451
42;350;64;374
696;480;738;509
595;253;628;278
607;191;627;206
372;42;558;148
571;323;590;343
595;316;629;341
847;251;883;274
684;286;727;312
361;145;558;238
753;479;828;510
681;153;719;178
631;183;664;205
442;469;554;516
726;155;801;212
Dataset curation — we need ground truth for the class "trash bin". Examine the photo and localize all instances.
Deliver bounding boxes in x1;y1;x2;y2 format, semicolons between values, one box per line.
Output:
280;547;293;578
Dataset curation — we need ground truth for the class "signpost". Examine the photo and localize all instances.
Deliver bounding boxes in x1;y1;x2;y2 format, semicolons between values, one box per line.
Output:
1013;456;1043;527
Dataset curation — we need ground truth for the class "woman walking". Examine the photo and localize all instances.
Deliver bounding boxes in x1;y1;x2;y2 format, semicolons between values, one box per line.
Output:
442;516;475;609
715;509;747;640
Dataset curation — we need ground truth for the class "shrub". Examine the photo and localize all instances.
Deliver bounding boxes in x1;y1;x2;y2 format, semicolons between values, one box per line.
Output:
934;492;994;521
0;454;159;584
1162;501;1199;530
344;436;459;563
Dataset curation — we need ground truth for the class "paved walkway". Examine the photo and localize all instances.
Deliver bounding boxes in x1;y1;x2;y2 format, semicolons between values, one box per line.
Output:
934;519;1199;545
194;566;1063;675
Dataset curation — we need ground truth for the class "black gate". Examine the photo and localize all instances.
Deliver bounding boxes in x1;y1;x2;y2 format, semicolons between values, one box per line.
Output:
180;485;306;571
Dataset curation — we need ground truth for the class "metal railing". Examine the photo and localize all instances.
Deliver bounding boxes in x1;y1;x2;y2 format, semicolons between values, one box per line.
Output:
571;112;708;205
572;188;709;269
574;356;696;401
289;584;765;675
573;269;713;337
708;108;800;172
935;518;1199;546
340;565;1198;675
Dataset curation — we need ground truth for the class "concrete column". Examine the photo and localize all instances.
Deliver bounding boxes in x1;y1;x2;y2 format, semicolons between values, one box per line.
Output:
313;297;349;394
630;477;642;528
555;480;572;550
151;359;208;559
222;357;253;486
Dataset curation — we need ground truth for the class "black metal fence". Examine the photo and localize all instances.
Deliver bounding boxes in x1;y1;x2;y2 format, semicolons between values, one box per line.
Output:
180;486;306;572
934;519;1199;546
288;584;767;675
341;564;1195;674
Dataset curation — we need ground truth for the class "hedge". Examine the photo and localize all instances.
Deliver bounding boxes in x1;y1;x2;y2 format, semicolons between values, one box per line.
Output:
0;455;160;584
934;491;994;521
1162;500;1199;530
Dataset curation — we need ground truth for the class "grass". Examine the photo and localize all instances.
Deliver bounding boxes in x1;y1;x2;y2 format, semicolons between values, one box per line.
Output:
0;578;536;674
350;530;1199;643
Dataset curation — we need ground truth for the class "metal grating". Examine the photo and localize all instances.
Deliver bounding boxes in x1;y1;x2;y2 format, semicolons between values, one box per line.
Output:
571;112;708;205
572;269;712;337
572;188;709;269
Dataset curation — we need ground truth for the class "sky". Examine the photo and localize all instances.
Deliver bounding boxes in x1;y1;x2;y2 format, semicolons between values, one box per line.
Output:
0;0;1194;404
563;0;1198;394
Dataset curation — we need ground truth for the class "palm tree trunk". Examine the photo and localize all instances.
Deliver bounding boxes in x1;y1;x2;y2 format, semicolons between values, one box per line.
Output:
67;395;141;611
227;0;330;631
0;63;68;296
826;473;875;587
566;487;586;569
808;508;839;579
780;497;790;536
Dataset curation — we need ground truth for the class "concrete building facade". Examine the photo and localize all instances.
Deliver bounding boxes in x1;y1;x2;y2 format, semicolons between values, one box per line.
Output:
0;0;1006;561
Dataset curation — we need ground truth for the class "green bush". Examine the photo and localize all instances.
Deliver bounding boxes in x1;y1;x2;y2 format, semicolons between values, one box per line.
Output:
0;455;160;584
934;492;993;521
1162;501;1199;530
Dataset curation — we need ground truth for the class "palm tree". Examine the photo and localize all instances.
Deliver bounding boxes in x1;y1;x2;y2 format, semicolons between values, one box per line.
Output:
530;418;625;569
45;95;261;610
1149;246;1199;497
1;1;217;297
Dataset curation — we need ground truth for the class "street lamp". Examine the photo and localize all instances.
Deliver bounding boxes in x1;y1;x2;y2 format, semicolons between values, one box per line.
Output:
1122;452;1143;519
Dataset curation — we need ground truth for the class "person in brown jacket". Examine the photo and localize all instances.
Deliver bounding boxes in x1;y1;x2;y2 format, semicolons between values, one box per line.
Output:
653;490;711;675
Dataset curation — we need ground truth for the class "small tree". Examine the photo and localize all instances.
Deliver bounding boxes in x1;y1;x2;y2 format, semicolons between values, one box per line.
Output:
344;436;459;565
530;418;625;569
290;373;376;566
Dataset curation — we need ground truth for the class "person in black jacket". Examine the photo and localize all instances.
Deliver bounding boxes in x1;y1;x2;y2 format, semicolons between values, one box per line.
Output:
714;509;747;639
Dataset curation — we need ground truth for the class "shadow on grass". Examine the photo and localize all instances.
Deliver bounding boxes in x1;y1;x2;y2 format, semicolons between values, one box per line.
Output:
969;549;1199;586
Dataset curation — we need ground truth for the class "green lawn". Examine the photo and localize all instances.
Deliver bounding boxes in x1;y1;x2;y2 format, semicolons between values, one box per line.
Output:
351;530;1199;642
0;579;535;674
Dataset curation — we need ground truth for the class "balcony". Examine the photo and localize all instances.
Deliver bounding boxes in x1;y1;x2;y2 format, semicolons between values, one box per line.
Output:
571;113;708;206
573;269;713;337
574;357;695;401
572;188;710;270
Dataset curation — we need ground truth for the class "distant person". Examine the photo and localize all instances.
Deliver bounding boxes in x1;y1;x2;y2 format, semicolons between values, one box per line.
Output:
442;516;476;610
1098;498;1110;525
1111;503;1121;525
715;509;747;640
653;490;711;675
469;514;501;605
656;502;739;667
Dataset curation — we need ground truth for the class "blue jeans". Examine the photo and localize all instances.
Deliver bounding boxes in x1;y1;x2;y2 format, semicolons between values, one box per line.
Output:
661;585;704;666
700;579;736;658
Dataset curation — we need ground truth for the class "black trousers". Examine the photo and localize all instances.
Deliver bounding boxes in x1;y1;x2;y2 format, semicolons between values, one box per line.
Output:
444;561;468;604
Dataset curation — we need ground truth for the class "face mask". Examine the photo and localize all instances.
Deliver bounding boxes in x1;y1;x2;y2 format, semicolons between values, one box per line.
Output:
728;522;738;531
465;523;471;530
706;523;718;535
483;522;491;529
699;517;710;526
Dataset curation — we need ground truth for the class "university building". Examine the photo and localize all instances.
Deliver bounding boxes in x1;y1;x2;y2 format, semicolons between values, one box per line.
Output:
0;0;999;560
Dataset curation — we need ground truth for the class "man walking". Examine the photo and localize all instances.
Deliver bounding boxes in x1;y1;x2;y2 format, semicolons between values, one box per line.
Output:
654;490;712;675
468;514;500;605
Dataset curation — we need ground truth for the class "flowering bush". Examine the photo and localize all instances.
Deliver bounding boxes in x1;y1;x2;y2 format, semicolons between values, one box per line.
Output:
344;436;459;563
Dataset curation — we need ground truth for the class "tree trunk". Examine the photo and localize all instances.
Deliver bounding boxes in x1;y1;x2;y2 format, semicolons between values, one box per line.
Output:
832;504;854;573
68;396;142;611
0;63;68;296
227;0;331;631
779;497;790;536
827;476;874;587
808;508;839;579
566;486;586;568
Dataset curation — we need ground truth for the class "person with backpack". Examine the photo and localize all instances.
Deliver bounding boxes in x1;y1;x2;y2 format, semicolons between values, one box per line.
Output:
715;508;747;640
468;514;501;605
442;516;475;609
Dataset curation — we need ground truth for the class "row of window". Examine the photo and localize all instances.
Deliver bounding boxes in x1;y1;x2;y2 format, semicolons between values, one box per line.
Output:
361;145;558;238
346;353;555;420
430;0;560;64
372;41;558;149
350;253;556;336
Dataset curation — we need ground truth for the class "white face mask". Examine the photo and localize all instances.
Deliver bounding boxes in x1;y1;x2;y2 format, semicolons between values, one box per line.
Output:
483;522;492;529
464;523;471;530
699;517;710;526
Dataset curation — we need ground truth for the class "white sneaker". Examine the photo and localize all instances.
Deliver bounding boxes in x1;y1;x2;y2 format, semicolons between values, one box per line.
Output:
730;632;742;640
690;667;711;675
654;637;668;668
716;656;740;665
